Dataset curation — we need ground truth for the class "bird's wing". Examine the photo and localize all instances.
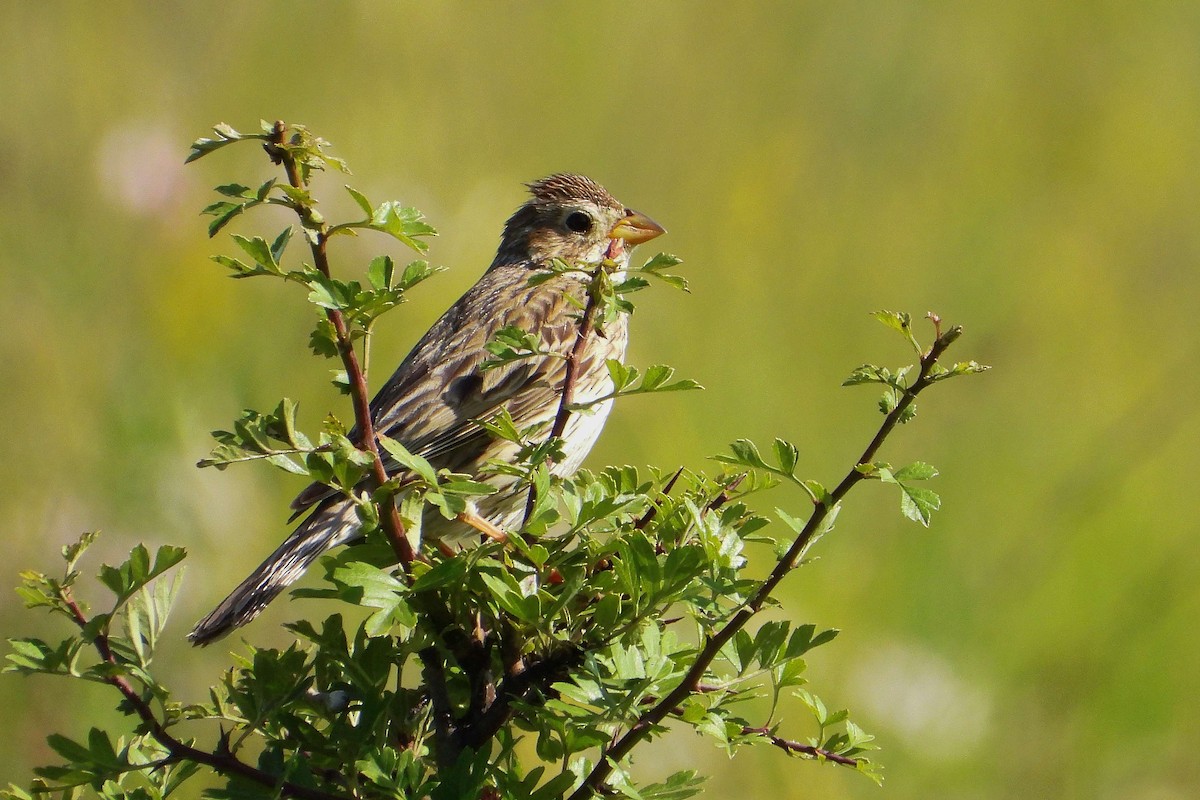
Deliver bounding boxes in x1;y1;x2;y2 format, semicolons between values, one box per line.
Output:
290;266;581;517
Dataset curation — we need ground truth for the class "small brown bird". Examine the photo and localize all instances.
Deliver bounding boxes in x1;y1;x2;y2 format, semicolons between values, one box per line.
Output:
189;174;665;644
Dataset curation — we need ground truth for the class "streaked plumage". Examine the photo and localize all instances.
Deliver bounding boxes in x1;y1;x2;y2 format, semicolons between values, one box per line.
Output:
189;174;664;645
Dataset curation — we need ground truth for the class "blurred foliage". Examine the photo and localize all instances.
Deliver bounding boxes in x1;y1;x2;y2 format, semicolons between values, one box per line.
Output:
2;2;1199;798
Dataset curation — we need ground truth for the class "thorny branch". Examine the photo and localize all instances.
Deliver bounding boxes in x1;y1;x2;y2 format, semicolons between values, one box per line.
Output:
523;260;607;527
264;121;415;567
60;588;349;800
740;726;860;767
568;325;965;799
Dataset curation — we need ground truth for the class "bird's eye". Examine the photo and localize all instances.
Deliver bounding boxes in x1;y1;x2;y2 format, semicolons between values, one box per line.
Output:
564;211;592;233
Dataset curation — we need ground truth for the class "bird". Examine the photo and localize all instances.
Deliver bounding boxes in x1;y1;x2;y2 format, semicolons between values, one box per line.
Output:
188;174;665;645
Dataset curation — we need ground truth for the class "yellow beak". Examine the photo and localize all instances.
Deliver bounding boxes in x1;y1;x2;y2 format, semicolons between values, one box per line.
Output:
608;209;666;245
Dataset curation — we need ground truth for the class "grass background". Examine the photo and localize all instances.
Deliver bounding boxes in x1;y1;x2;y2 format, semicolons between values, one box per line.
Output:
3;3;1199;797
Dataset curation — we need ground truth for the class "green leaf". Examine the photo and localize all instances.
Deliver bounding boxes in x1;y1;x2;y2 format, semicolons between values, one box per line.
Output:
606;359;638;391
324;562;414;633
482;325;550;370
398;260;440;290
409;556;469;592
255;177;277;201
367;255;394;290
378;435;437;485
637;252;689;291
231;234;281;274
439;479;498;497
124;569;183;666
894;461;938;481
5;637;76;675
269;226;293;264
475;408;522;443
640;364;674;390
368;202;437;254
185;122;254;163
898;484;941;526
345;185;374;216
480;572;540;623
843;364;905;388
871;309;921;354
308;317;339;358
639;770;706;800
772;438;799;476
214;183;252;198
202;201;249;238
785;624;839;658
715;439;770;471
928;359;992;382
62;531;100;573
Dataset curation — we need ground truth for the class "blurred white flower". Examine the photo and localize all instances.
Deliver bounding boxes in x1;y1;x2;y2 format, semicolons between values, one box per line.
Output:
96;120;189;219
850;641;992;761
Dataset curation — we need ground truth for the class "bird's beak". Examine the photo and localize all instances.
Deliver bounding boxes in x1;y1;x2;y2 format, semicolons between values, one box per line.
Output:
608;209;666;245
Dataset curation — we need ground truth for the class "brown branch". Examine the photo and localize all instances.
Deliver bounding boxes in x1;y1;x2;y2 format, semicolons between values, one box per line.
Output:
705;472;747;513
522;265;606;527
633;466;685;531
568;325;963;799
454;645;584;751
61;589;347;800
265;121;414;567
419;646;459;767
548;278;604;445
740;726;860;767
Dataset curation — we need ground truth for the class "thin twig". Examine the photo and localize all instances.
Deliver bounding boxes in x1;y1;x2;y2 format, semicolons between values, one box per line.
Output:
740;726;860;767
633;466;685;531
265;121;414;567
522;266;605;527
61;589;347;800
568;325;963;799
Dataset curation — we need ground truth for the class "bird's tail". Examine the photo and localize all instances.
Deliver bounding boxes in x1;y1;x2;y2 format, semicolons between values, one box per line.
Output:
187;501;359;646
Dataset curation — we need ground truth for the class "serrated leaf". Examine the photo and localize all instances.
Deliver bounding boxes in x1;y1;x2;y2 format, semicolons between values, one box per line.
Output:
231;234;280;273
773;438;799;476
606;360;638;391
898;484;940;526
722;439;769;470
255;177;277;201
640;364;674;390
308;318;339;358
843;364;898;387
185;123;247;163
369;202;437;254
641;253;683;271
203;201;247;238
378;435;437;485
345;185;373;216
894;461;938;481
398;260;439;290
269;227;293;264
409;557;469;592
214;183;252;198
367;255;394;290
480;572;539;622
871;309;921;353
639;770;706;800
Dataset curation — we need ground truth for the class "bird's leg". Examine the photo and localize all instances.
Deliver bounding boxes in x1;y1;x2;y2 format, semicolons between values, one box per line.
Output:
456;511;509;543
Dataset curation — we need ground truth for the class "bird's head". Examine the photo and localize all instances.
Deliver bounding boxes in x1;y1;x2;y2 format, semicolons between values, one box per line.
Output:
493;173;665;269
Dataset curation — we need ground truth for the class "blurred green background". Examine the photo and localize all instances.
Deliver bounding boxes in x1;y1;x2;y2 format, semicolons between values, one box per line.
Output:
4;3;1199;798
